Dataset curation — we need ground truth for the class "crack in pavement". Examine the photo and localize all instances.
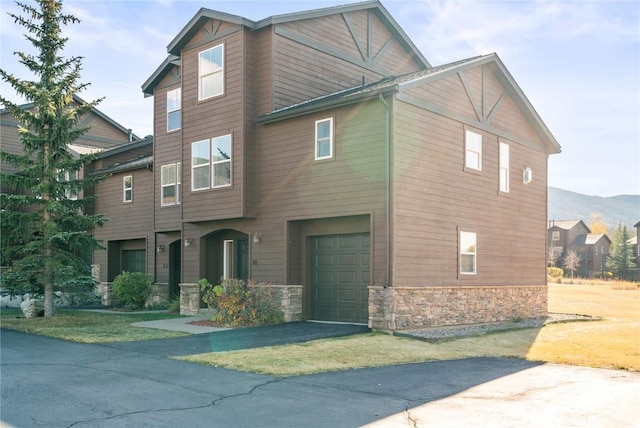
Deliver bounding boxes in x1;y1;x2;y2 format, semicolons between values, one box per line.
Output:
62;377;287;427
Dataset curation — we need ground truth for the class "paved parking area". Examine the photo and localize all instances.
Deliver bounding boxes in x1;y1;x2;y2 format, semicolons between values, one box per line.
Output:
1;329;639;427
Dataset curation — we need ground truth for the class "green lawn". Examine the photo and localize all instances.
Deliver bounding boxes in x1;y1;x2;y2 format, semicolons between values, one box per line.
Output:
0;309;187;342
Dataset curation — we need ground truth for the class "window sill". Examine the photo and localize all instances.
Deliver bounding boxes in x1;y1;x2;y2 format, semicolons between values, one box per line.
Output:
463;166;482;175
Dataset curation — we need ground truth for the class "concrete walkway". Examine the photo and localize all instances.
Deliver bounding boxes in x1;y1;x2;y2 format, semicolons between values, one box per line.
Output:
130;316;230;334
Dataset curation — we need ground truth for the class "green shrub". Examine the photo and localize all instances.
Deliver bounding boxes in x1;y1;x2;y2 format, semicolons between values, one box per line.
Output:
200;278;284;327
112;272;153;310
547;267;563;279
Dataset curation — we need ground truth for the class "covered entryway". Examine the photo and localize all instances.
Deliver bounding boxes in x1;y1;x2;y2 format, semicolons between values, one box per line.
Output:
310;233;370;323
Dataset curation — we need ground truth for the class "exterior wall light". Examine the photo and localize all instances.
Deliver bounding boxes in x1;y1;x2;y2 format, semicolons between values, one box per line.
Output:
252;232;262;244
156;244;164;253
184;238;193;247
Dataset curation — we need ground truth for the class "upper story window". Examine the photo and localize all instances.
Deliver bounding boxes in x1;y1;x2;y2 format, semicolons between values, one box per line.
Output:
315;118;334;160
161;163;181;206
199;44;224;100
167;88;181;132
123;175;133;203
552;231;560;241
191;134;232;191
499;142;509;193
57;169;78;200
465;130;482;171
459;231;477;275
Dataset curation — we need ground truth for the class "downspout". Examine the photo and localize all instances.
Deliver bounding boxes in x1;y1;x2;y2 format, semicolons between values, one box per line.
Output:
379;93;391;287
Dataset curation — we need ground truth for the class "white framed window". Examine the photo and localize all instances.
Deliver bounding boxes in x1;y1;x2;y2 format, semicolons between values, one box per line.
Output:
223;240;234;279
57;169;78;200
499;142;509;193
198;44;224;100
212;135;232;188
123;175;132;203
552;231;560;241
161;164;181;206
465;130;482;171
191;140;210;191
460;231;477;275
315;118;334;160
167;88;181;132
65;170;78;200
191;135;232;191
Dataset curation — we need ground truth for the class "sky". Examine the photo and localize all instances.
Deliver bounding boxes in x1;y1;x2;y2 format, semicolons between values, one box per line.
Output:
1;0;638;197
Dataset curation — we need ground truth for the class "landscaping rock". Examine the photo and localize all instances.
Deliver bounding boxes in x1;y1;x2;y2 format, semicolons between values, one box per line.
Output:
20;299;44;318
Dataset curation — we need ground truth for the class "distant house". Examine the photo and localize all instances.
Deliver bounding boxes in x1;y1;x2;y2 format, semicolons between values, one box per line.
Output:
631;221;640;279
547;220;611;277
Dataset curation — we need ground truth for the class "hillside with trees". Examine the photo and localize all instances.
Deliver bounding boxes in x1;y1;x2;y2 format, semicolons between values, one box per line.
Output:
548;187;639;230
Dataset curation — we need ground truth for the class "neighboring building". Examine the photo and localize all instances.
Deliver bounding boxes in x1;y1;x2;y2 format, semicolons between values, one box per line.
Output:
88;137;155;300
94;1;561;329
547;220;611;277
630;221;640;279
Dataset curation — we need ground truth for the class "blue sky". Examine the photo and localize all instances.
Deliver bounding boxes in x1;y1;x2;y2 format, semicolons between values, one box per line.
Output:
1;0;638;197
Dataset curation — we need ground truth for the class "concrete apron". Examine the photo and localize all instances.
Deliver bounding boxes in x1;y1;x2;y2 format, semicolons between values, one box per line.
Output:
363;363;640;427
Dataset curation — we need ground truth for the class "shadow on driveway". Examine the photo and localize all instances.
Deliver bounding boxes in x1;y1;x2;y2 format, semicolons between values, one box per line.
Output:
105;321;370;356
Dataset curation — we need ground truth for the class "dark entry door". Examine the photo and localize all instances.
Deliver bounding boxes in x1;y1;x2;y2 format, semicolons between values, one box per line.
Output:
310;233;370;323
168;240;181;298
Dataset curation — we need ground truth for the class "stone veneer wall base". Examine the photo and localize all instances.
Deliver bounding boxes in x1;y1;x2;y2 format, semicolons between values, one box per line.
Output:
368;285;548;331
179;283;303;321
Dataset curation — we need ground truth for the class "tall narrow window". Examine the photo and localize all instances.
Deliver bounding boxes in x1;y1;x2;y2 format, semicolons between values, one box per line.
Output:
315;118;333;160
199;44;224;100
65;170;78;200
465;130;482;171
161;164;177;206
123;175;132;203
460;231;477;275
499;142;510;192
212;135;232;188
176;162;181;204
223;240;234;279
191;140;210;191
167;88;181;132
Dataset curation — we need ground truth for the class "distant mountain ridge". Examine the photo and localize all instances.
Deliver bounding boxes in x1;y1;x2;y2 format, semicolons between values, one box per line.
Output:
548;187;639;230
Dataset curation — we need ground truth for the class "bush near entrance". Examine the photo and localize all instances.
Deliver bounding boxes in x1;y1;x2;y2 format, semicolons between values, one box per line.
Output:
113;272;152;310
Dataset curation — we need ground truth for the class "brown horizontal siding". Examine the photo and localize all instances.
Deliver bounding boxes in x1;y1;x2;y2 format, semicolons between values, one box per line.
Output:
93;169;153;241
392;101;548;287
179;31;246;221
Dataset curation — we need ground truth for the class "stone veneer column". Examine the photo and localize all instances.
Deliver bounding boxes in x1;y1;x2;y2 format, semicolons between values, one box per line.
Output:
179;283;200;316
248;284;303;322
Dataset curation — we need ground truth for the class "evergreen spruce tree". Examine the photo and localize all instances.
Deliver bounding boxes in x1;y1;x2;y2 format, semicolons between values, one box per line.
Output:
606;224;637;280
0;0;106;316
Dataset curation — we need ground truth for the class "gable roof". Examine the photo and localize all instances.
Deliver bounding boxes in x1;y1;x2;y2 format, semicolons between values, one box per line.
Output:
570;233;610;246
142;1;430;96
0;94;139;142
549;220;589;231
257;53;560;154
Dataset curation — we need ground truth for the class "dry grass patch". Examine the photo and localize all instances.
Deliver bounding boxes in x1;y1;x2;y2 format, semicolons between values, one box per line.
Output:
179;282;640;375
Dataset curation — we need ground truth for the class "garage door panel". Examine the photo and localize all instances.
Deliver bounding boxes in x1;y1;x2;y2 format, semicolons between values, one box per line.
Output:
310;233;370;323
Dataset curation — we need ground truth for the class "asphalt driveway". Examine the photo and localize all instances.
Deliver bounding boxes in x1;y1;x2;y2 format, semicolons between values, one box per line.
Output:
1;329;639;427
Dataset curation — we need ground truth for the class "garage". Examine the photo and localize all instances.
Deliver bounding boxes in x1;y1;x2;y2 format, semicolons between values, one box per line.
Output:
310;233;370;323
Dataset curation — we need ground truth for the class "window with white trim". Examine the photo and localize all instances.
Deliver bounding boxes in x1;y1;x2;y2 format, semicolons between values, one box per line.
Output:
123;175;132;203
465;130;482;171
167;88;181;132
198;44;224;100
58;169;78;200
191;135;232;191
499;142;509;193
161;163;181;206
460;231;477;275
223;240;234;279
552;231;560;241
315;118;333;160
